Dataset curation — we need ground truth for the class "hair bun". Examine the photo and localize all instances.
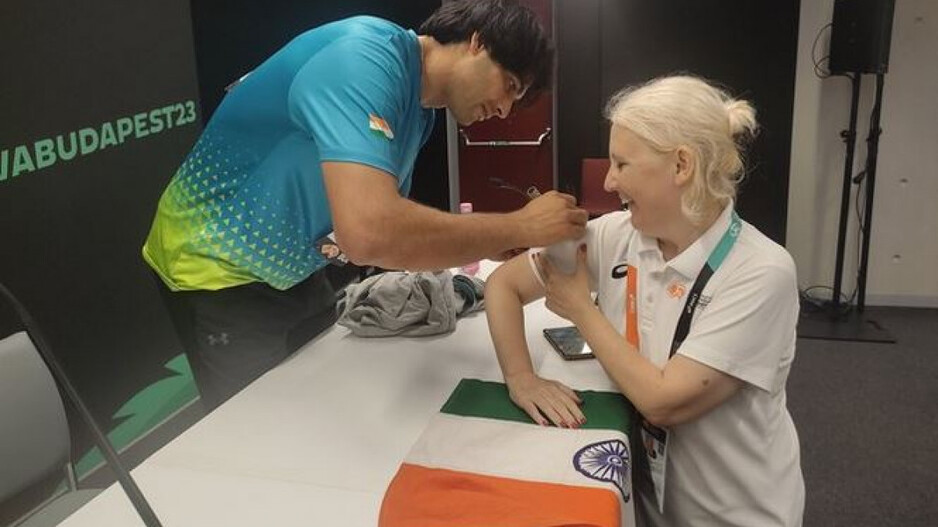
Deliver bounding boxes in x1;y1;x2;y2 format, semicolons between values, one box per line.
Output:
725;99;758;141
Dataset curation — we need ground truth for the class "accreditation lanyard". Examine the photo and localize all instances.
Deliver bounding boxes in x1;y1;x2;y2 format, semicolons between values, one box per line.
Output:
627;211;741;513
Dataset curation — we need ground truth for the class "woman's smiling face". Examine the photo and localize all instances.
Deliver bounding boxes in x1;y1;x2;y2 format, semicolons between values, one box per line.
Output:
604;124;686;236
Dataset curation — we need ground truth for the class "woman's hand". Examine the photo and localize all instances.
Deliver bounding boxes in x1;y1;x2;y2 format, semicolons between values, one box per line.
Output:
505;371;585;428
534;244;595;324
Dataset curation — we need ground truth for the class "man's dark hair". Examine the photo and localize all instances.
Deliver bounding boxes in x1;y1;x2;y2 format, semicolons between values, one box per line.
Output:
419;0;553;107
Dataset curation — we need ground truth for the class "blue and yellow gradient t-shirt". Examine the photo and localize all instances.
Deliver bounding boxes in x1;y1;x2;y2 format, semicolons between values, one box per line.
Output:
143;17;435;291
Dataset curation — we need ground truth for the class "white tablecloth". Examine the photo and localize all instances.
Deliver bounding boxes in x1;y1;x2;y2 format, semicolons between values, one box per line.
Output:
61;263;621;526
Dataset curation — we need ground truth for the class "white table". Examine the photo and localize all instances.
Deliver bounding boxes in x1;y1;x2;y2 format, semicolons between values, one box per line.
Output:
61;263;621;526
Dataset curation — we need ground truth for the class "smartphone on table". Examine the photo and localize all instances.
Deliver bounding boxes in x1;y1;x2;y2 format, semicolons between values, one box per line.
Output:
543;326;594;360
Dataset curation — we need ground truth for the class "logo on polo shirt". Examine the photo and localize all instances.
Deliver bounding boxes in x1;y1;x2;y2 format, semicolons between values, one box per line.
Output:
611;262;629;279
667;282;686;298
368;113;394;140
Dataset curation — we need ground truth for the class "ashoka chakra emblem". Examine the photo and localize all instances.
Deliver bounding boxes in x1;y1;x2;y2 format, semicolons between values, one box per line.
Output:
573;439;630;501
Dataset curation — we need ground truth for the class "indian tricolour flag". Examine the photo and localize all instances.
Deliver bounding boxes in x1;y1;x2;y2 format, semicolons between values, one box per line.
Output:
379;379;635;527
369;113;394;140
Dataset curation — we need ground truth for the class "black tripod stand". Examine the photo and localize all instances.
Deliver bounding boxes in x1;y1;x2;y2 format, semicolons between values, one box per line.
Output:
799;72;895;343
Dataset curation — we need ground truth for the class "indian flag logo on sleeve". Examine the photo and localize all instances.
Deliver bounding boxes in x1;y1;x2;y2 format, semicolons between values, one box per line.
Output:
369;113;395;140
379;379;635;527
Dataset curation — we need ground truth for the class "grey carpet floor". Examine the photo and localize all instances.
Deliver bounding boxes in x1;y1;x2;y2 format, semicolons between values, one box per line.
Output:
790;307;938;526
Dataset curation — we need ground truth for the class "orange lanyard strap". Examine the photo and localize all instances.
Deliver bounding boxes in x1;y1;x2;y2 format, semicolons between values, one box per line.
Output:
624;265;639;348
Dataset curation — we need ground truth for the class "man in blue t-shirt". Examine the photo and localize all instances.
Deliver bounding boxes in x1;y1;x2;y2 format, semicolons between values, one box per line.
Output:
143;0;586;409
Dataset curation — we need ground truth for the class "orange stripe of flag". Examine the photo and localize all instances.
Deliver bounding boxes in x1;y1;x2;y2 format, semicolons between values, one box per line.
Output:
379;464;622;527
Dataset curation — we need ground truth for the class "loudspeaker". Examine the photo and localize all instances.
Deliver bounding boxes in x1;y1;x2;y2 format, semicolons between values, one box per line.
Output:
828;0;895;74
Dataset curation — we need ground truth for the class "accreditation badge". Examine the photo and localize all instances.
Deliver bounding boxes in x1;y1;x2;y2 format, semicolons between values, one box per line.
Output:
640;418;669;513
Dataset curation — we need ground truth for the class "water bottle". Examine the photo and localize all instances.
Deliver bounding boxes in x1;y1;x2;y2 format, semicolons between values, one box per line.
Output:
459;202;480;276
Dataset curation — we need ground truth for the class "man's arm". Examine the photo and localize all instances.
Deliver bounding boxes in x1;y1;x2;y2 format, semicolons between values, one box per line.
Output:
323;161;587;270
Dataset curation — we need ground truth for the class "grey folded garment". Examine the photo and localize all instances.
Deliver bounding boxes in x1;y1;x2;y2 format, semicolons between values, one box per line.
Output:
337;270;485;337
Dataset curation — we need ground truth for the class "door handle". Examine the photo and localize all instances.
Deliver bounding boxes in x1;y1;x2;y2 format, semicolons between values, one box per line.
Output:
459;127;552;147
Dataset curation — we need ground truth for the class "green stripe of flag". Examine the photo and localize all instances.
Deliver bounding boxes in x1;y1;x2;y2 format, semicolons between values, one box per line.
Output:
441;378;634;433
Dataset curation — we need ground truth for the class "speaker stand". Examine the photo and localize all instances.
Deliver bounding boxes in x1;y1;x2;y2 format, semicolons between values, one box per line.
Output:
798;73;894;344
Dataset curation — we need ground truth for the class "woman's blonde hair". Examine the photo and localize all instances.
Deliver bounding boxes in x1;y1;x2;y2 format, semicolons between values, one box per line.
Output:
604;75;758;224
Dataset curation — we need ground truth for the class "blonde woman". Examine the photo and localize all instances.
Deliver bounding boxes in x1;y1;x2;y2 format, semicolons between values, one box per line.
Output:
485;75;804;526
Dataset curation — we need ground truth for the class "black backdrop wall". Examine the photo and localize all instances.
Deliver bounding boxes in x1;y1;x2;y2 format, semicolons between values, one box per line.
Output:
556;0;801;243
0;0;202;470
189;0;449;211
